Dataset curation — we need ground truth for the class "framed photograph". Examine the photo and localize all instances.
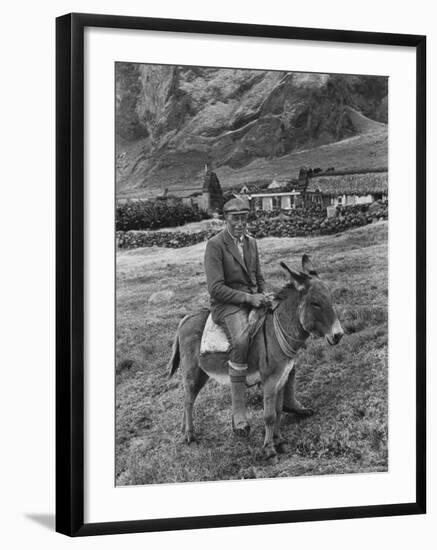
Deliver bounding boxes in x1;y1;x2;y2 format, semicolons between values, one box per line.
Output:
56;13;426;536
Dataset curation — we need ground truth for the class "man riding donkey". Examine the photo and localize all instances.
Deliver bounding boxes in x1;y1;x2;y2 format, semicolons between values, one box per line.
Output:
204;197;314;436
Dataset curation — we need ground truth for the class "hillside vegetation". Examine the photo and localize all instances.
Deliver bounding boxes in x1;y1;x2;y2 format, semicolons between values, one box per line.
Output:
116;222;388;485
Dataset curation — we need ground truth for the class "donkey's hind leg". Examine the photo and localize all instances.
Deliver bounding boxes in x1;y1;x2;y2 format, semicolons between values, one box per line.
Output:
181;364;209;444
177;309;210;444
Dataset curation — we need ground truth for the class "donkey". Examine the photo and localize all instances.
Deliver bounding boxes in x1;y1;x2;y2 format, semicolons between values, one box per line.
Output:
167;255;343;459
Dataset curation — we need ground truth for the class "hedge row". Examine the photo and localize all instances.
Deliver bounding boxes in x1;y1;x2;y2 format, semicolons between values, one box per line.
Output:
117;201;388;249
116;229;218;249
250;202;388;239
116;200;210;231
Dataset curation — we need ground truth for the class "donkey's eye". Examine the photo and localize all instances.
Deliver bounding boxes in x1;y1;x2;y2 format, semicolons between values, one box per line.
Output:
311;302;321;309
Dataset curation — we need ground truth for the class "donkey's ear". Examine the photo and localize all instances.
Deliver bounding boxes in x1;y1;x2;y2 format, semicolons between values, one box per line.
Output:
302;254;318;277
280;261;310;291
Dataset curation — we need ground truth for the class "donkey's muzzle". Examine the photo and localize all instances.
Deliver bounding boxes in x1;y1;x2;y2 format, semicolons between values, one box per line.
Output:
327;320;344;345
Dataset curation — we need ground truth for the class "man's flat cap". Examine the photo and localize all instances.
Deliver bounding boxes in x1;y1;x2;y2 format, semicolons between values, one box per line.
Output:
223;197;250;215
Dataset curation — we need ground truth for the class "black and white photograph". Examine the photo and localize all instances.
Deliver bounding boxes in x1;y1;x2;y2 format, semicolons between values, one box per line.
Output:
115;63;389;485
1;0;432;546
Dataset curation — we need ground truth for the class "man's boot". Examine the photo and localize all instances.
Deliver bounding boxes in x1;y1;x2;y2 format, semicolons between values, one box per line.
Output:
229;363;250;436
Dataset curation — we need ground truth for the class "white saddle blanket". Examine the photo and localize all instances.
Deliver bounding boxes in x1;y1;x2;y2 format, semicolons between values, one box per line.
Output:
199;310;265;356
200;314;230;355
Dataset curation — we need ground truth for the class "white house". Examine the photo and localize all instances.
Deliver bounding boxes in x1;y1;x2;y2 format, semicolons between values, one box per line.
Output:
235;190;301;212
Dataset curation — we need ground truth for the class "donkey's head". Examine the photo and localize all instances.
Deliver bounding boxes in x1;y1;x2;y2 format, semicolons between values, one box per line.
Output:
279;255;343;346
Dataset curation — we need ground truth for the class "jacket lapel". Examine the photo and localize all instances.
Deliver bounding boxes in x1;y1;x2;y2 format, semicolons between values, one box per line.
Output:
243;238;253;275
223;230;250;276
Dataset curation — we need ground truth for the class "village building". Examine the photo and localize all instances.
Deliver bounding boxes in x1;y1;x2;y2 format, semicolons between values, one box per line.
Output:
233;169;387;213
176;189;202;208
234;177;304;212
238;184;250;195
133;164;388;216
241;190;302;211
304;170;388;207
267;179;283;190
237;183;260;196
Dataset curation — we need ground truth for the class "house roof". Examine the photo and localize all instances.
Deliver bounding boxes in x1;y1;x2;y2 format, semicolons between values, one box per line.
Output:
236;178;301;195
307;172;388;195
238;183;261;193
268;180;283;189
246;191;300;198
260;183;300;194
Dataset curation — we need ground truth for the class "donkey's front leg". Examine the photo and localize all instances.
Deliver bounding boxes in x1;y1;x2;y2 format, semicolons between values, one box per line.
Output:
262;379;278;459
283;367;314;417
273;388;289;453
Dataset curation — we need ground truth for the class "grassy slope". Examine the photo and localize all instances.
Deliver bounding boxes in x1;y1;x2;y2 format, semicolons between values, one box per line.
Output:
116;222;388;485
216;128;387;191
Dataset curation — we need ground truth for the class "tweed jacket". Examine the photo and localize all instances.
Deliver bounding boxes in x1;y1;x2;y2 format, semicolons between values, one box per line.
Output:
204;228;265;324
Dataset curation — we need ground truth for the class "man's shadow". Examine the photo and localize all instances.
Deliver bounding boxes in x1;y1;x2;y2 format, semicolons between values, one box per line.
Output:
25;514;55;531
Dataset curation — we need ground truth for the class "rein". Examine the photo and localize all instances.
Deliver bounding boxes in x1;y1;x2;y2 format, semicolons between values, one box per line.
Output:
271;304;307;359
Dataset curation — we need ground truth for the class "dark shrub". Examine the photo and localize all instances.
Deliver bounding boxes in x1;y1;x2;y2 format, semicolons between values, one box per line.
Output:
116;200;210;231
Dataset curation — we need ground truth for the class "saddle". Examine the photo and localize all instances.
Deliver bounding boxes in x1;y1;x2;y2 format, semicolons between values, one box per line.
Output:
200;308;267;356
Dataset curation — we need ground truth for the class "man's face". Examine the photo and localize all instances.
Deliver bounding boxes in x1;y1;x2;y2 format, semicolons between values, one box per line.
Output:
225;212;248;239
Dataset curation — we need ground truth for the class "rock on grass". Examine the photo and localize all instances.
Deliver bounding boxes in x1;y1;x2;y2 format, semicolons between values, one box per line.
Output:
148;290;175;304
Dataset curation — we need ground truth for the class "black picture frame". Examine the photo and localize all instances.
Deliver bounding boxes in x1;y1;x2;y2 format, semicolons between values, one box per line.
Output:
56;12;426;537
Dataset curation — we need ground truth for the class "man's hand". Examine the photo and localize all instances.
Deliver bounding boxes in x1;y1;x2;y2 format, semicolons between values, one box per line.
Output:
246;293;268;308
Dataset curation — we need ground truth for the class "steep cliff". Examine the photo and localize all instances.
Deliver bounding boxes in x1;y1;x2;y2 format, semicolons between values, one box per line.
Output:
115;64;388;197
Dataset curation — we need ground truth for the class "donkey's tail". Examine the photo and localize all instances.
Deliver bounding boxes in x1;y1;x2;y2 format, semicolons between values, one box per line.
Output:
167;315;190;379
167;331;180;379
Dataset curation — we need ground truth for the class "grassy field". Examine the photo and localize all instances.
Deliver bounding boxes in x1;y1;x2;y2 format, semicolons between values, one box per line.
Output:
116;221;388;485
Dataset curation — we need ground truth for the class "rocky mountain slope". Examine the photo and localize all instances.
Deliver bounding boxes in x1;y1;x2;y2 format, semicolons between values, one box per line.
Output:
116;64;388;198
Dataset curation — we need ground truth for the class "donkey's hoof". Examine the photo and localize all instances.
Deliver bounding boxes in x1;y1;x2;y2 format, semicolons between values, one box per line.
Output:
183;432;198;445
283;405;314;417
263;444;277;460
275;440;290;454
232;417;251;437
233;425;251;437
297;407;314;418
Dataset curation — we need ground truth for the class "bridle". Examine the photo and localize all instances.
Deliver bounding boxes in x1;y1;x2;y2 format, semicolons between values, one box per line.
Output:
271;304;308;358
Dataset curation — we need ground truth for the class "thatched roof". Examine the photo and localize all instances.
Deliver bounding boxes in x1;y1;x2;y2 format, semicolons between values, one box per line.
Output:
307;172;388;195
